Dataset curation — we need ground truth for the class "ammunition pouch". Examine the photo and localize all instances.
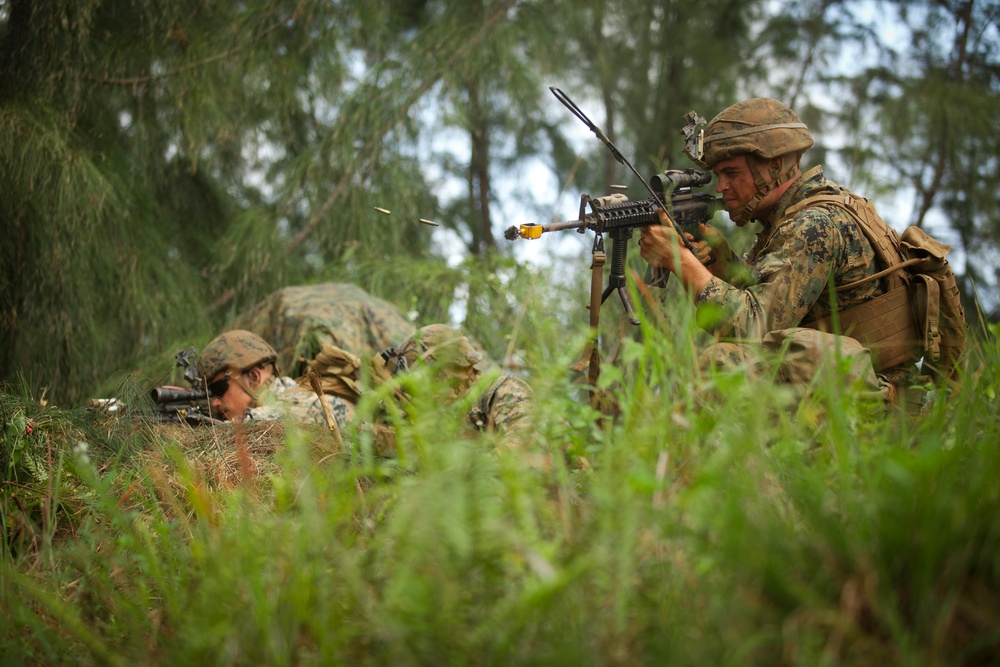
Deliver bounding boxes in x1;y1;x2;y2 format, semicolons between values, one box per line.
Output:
803;285;920;372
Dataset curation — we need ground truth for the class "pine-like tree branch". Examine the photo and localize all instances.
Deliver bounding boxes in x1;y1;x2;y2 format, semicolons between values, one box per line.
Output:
281;0;517;258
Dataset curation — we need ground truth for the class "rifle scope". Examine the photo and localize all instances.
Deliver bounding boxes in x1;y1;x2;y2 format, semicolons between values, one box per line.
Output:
150;387;208;403
650;168;713;193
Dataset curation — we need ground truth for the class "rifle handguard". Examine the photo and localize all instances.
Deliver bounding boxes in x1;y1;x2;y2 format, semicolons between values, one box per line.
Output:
506;191;720;241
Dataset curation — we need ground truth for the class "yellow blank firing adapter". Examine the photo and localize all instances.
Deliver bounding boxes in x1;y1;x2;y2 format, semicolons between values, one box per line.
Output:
519;224;544;239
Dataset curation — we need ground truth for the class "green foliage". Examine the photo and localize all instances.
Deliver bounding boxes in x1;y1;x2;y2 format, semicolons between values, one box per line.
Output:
2;17;997;667
0;101;209;403
2;310;999;665
3;0;997;403
0;0;452;404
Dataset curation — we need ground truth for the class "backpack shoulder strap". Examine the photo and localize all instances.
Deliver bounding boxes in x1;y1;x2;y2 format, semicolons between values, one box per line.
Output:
781;190;909;292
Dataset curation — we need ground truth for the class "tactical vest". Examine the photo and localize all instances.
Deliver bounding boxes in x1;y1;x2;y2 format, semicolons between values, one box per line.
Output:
782;176;966;380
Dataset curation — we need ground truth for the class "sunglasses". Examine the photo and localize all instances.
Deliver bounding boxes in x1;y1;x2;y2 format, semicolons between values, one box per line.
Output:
207;377;231;398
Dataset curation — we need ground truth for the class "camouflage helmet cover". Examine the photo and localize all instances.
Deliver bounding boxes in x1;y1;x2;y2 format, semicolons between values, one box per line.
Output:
694;98;814;169
393;324;483;372
372;324;485;401
228;283;416;378
197;330;278;381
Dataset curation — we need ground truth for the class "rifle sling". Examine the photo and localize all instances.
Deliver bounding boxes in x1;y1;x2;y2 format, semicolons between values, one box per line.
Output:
570;245;606;403
833;257;923;292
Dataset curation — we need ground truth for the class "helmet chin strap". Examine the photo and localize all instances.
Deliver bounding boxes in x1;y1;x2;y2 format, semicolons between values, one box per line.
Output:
234;365;273;408
739;157;802;222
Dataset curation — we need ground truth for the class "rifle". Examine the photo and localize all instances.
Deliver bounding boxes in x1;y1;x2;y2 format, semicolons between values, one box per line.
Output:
147;385;224;426
504;167;720;324
90;347;226;426
505;88;720;406
147;346;225;425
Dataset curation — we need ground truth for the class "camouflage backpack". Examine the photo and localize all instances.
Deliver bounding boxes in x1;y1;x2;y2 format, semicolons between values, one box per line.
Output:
230;283;415;378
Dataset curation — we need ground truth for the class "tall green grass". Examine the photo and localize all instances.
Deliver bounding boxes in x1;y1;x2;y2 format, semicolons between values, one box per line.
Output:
2;308;998;665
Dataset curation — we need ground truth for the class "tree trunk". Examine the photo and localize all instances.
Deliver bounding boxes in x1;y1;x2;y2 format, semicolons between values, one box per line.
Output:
468;79;495;254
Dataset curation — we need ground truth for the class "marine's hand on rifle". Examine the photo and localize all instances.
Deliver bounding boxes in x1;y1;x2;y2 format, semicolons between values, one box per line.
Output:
687;231;715;266
640;208;715;298
687;223;742;281
639;208;686;272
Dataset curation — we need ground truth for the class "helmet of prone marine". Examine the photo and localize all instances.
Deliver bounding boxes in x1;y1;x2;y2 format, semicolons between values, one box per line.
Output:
373;324;484;399
693;97;814;169
385;324;482;374
196;330;279;382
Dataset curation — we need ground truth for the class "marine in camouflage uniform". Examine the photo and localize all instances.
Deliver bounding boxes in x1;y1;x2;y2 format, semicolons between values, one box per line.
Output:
372;324;533;454
639;98;914;400
697;165;882;341
196;330;355;430
246;376;355;430
230;283;415;378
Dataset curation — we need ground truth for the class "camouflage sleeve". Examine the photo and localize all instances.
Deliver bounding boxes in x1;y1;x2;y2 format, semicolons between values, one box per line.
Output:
249;377;356;430
467;376;532;435
695;209;848;340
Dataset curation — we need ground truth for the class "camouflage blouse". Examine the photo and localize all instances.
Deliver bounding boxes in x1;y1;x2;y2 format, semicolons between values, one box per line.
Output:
697;166;883;340
248;376;356;431
466;375;533;436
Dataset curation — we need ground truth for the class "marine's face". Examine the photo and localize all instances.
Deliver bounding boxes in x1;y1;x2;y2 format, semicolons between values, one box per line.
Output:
207;371;252;421
712;154;758;226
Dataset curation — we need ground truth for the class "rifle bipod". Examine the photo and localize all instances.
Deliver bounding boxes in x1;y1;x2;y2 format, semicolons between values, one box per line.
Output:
572;226;639;410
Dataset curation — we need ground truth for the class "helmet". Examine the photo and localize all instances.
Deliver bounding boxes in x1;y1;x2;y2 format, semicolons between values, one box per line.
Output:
695;98;813;169
197;330;278;381
373;324;484;400
387;324;483;374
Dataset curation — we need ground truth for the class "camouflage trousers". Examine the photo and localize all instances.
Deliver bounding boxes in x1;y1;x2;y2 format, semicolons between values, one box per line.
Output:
698;327;926;411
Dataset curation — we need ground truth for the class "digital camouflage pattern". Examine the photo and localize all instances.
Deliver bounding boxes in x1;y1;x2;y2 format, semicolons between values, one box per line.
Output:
371;324;533;454
196;330;278;380
695;98;814;169
697;166;883;341
248;376;356;431
382;323;483;372
684;100;934;408
230;283;415;378
467;375;533;439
